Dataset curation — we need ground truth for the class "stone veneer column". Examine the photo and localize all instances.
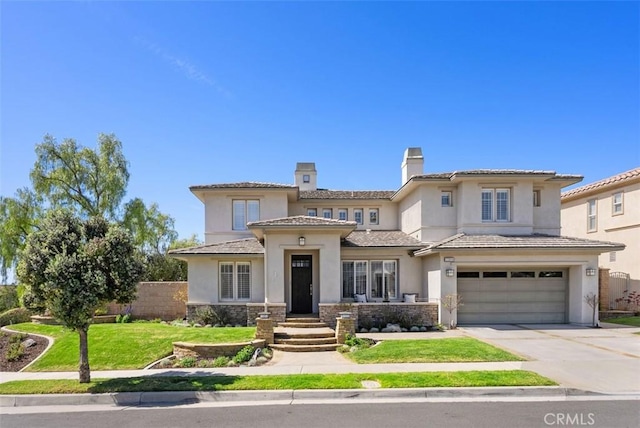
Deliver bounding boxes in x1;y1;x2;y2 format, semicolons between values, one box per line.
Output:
335;317;355;344
598;268;610;311
255;317;274;345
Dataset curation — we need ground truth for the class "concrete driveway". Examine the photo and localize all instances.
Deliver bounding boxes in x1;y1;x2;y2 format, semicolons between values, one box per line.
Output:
460;323;640;394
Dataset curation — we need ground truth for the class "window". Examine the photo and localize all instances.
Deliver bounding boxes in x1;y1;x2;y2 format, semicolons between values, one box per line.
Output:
482;271;508;278
539;271;563;278
307;208;317;217
587;199;597;232
322;208;333;219
533;190;541;207
341;260;396;300
612;192;623;215
354;208;364;225
457;272;480;278
338;209;348;221
220;262;251;300
511;271;535;278
369;208;379;225
341;261;368;298
441;191;452;207
303;174;310;183
371;261;397;299
482;188;510;222
232;200;259;230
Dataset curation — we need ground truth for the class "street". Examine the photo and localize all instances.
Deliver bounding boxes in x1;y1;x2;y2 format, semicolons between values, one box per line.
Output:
2;400;638;428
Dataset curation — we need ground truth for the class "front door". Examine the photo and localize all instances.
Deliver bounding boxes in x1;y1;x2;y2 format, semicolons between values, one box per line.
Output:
291;255;313;313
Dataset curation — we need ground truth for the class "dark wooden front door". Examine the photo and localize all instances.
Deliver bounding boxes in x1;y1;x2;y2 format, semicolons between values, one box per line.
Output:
291;255;312;313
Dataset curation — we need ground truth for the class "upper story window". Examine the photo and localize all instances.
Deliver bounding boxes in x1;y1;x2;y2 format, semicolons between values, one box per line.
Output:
232;200;259;230
481;188;510;222
220;262;251;301
441;191;452;207
338;209;348;221
369;208;379;225
354;208;364;225
322;208;333;219
533;190;541;207
303;174;310;183
307;208;317;217
612;192;623;215
587;199;597;232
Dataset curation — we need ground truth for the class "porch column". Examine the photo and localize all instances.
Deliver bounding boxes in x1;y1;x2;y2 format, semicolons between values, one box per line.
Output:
319;238;341;303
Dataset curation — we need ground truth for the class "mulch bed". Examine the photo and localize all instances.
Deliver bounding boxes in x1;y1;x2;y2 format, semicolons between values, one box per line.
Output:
0;330;49;372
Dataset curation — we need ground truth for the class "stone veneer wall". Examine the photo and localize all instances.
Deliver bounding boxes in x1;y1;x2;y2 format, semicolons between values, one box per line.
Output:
186;303;248;326
173;339;266;359
320;302;438;329
107;282;187;321
246;303;286;326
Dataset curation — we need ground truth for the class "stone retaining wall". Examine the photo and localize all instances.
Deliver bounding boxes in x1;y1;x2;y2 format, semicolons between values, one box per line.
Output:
320;302;438;329
246;303;286;326
186;304;248;326
173;339;266;359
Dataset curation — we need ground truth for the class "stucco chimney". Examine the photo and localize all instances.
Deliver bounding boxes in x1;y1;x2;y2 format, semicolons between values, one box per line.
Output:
295;162;317;191
401;147;423;185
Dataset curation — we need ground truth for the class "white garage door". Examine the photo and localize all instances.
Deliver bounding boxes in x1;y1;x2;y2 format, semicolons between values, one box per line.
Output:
457;269;567;324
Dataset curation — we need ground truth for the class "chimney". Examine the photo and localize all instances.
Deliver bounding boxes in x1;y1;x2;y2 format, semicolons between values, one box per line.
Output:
401;147;423;185
295;162;317;191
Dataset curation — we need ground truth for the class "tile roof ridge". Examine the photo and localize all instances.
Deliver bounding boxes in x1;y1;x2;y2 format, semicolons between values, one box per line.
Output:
561;167;640;198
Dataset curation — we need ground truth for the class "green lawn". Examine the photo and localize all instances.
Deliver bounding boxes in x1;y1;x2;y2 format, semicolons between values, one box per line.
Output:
7;322;255;371
0;371;555;394
346;338;524;363
602;316;640;327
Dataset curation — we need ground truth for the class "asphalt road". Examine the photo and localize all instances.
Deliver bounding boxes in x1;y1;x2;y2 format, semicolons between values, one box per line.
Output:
2;400;638;428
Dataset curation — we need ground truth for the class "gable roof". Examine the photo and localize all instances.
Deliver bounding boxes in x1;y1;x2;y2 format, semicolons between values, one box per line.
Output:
561;167;640;201
414;233;625;256
342;230;424;248
168;238;264;255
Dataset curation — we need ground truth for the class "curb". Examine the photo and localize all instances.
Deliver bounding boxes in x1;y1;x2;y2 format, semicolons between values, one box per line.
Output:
0;386;596;407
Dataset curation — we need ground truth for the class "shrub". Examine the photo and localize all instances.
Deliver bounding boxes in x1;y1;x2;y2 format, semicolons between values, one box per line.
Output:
0;307;32;327
115;313;131;323
344;334;375;350
193;306;233;326
233;345;256;364
212;356;230;367
0;286;19;313
5;342;23;361
9;332;27;343
177;357;197;368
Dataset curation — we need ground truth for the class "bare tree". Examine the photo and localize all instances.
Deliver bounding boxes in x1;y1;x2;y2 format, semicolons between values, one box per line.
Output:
584;292;599;328
442;293;463;329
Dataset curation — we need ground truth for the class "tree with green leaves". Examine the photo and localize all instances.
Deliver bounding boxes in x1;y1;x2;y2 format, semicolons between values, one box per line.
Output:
17;210;144;383
1;133;186;282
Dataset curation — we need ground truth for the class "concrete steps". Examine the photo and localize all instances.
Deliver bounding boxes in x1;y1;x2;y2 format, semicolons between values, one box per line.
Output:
272;317;338;352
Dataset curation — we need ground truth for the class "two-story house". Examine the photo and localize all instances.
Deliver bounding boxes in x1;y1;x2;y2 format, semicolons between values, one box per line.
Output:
561;168;640;309
170;148;623;327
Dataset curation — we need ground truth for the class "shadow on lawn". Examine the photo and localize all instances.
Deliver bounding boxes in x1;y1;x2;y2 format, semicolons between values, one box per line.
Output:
88;371;240;394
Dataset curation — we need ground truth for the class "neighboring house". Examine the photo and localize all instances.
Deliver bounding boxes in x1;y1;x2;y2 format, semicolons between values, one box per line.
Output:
170;148;623;327
561;168;640;307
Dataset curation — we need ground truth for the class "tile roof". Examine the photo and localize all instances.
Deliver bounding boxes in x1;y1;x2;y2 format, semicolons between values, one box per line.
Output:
415;233;625;254
342;230;424;248
561;167;640;199
299;190;395;200
412;170;582;180
248;215;356;227
168;238;264;255
189;182;297;191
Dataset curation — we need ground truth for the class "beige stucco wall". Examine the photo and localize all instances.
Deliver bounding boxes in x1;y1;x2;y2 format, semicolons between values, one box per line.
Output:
186;256;264;304
203;191;290;244
562;181;639;284
533;183;563;235
288;200;398;230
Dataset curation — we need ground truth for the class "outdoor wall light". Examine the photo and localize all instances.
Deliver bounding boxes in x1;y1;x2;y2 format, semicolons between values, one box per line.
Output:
586;268;597;277
299;236;305;246
445;268;455;277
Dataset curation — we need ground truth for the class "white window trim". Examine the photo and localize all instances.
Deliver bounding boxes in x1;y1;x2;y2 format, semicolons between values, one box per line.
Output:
341;259;397;301
322;208;333;219
533;189;541;207
307;208;317;217
219;262;251;301
354;208;364;225
338;208;348;221
369;208;379;225
587;199;597;232
481;188;510;222
612;192;623;216
232;200;260;231
441;191;453;207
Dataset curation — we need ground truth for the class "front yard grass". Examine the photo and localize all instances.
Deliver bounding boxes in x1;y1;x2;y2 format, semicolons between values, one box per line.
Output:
0;371;555;394
346;338;524;363
602;316;640;327
6;322;255;371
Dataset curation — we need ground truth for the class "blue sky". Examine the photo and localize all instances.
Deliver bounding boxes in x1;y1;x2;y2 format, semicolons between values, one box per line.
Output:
1;1;638;241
